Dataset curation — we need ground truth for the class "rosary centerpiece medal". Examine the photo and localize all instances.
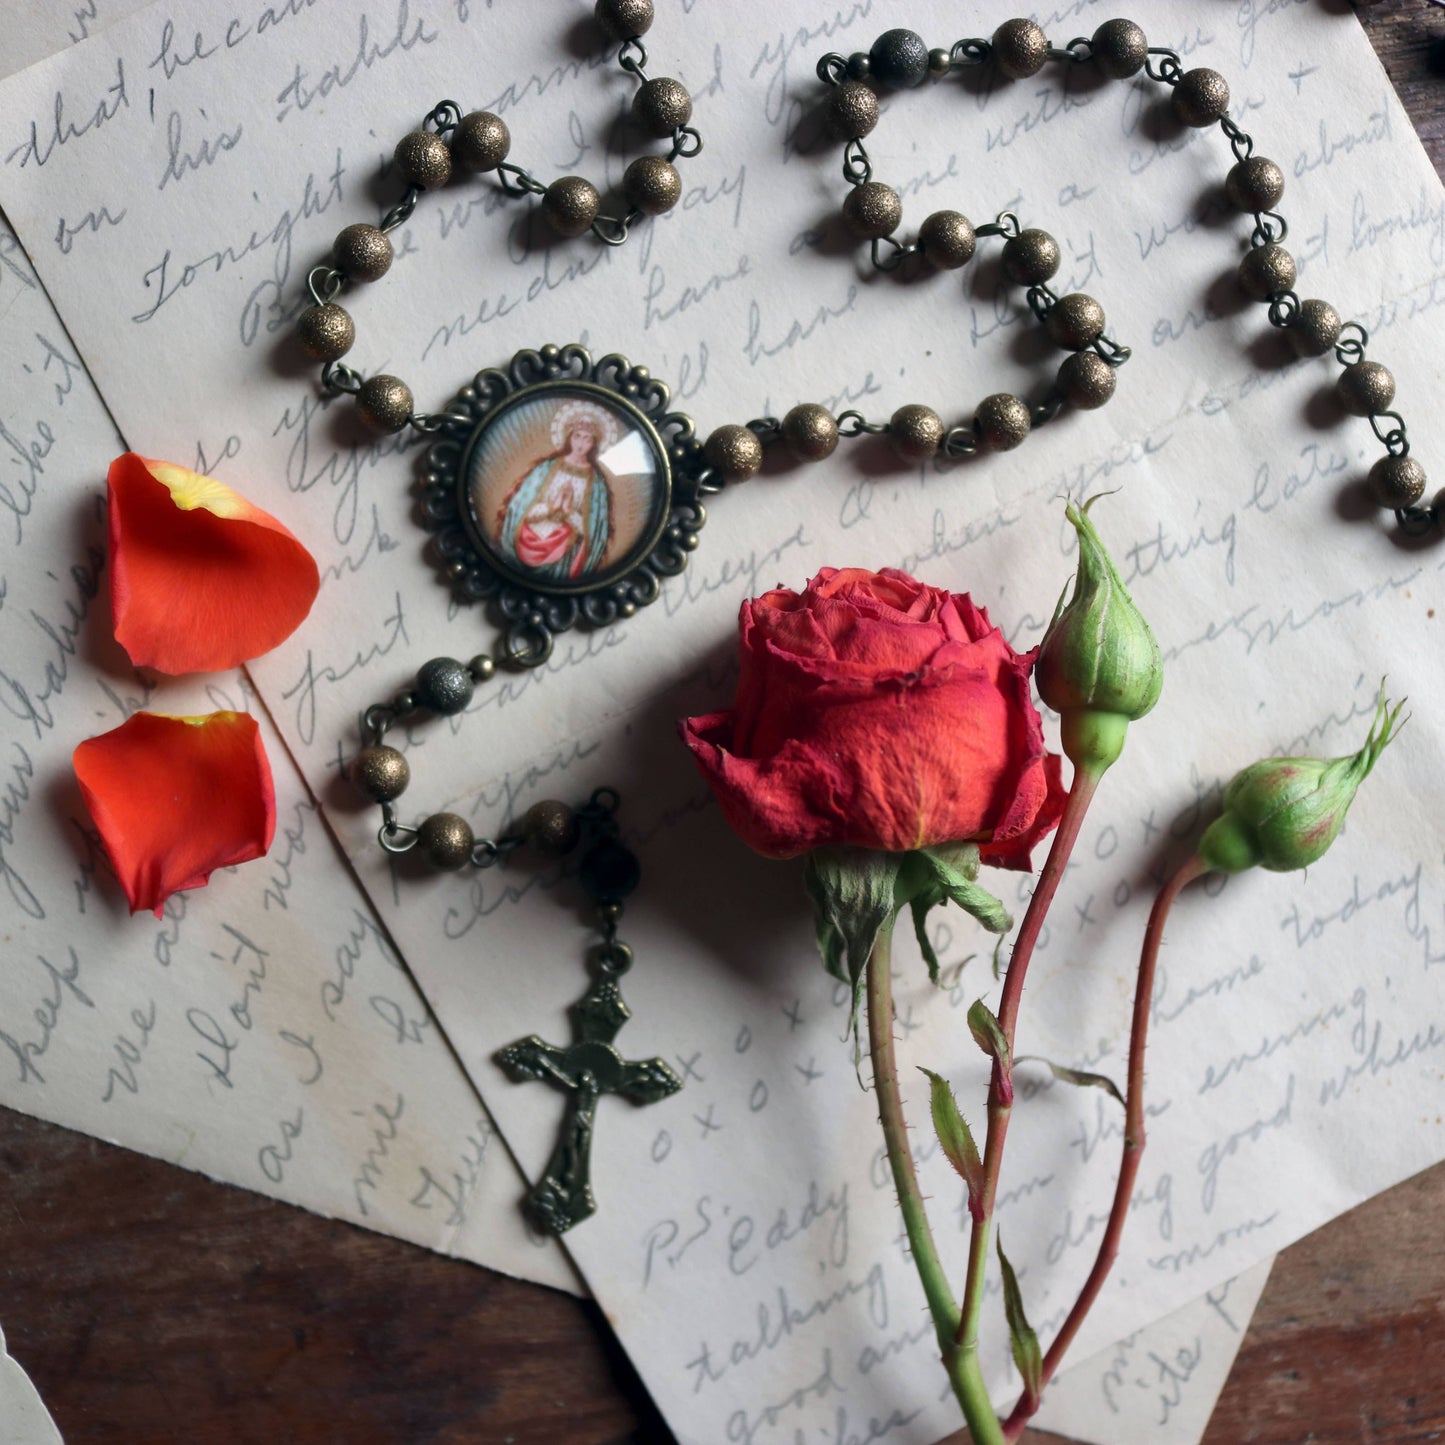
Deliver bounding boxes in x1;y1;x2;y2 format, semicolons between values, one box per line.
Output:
421;344;709;666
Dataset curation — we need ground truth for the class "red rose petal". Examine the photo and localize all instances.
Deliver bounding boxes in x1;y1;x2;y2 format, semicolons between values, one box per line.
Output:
73;710;276;916
108;453;320;674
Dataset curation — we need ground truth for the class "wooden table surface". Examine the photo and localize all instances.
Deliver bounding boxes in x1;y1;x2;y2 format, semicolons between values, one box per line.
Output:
3;8;1443;1444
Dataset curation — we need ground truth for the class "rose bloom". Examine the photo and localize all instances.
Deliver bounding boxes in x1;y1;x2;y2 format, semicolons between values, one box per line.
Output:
680;568;1065;865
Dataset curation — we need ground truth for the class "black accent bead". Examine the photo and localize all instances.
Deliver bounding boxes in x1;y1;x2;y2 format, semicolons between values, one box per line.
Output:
415;657;475;716
869;29;930;89
579;839;642;903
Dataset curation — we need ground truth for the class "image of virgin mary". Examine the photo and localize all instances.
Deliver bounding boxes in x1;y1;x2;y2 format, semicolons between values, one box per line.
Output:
496;404;616;583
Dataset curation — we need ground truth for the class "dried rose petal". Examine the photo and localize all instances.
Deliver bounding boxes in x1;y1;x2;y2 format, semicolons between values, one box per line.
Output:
108;453;319;674
73;710;276;916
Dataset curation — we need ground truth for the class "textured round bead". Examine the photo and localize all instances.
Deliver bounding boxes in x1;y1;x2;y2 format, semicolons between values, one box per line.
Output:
394;130;452;189
825;79;879;140
356;374;414;433
1001;228;1061;285
296;303;354;361
781;404;839;462
1337;360;1396;417
1288;298;1342;357
624;155;682;215
842;181;902;239
1091;18;1147;78
869;28;930;89
452;110;510;172
632;77;692;136
333;223;392;283
1237;243;1296;300
1172;68;1230;128
522;800;581;857
992;19;1049;79
414;657;475;716
1057;351;1117;410
1368;454;1427;510
542;176;601;237
918;210;976;269
1047;293;1105;351
595;0;653;39
350;746;410;803
974;393;1032;451
579;838;641;902
704;424;764;483
418;813;474;871
1225;156;1285;214
888;404;944;461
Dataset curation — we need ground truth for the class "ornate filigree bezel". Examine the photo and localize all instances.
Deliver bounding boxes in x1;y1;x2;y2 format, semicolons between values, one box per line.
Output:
421;344;707;666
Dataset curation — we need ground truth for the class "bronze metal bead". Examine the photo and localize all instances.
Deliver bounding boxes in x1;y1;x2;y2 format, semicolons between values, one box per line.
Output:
1172;68;1230;128
453;110;510;172
1057;351;1117;410
356;374;414;433
1288;298;1342;357
1237;243;1296;301
418;813;474;871
842;181;902;240
415;657;475;716
1046;293;1106;351
869;28;930;89
974;393;1032;451
845;52;872;82
928;47;953;79
888;404;944;462
632;77;692;137
992;19;1049;80
703;424;764;483
824;80;879;140
1091;19;1147;79
522;800;581;857
542;176;601;237
297;303;354;361
350;746;410;803
595;0;653;39
1337;360;1396;417
782;404;839;462
623;155;682;216
394;130;452;189
918;210;975;268
1368;454;1427;510
1224;156;1285;214
333;223;392;283
1001;228;1061;285
467;654;496;683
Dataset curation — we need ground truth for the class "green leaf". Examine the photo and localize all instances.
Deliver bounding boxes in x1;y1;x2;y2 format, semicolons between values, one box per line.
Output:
1015;1055;1125;1108
912;842;1013;936
909;895;942;981
997;1233;1043;1404
803;846;902;1033
919;1068;984;1218
968;998;1014;1106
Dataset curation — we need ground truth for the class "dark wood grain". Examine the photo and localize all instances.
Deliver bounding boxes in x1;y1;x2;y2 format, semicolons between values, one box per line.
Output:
2;7;1442;1444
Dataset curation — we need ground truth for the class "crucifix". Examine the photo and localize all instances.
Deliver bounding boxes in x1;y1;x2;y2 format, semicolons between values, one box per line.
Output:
497;964;682;1234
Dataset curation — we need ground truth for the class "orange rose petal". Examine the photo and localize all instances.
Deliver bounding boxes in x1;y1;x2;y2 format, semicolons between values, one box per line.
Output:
73;711;276;917
108;453;320;674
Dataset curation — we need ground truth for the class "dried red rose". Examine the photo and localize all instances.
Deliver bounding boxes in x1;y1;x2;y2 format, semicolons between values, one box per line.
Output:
680;567;1065;866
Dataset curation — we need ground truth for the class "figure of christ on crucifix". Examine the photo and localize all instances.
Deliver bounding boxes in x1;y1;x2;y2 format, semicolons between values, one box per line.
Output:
497;973;683;1233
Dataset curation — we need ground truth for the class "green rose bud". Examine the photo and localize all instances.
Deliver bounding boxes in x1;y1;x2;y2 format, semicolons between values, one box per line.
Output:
1197;686;1406;874
1036;497;1163;774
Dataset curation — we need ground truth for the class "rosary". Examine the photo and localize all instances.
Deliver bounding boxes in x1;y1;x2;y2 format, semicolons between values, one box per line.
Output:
317;2;1435;1232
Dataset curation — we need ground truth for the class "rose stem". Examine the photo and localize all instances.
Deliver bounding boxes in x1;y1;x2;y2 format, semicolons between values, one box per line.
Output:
955;764;1103;1394
866;918;1003;1443
999;852;1208;1441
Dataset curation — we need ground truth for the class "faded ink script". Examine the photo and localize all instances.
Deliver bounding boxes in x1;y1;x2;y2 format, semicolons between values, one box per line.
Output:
0;2;1441;1443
